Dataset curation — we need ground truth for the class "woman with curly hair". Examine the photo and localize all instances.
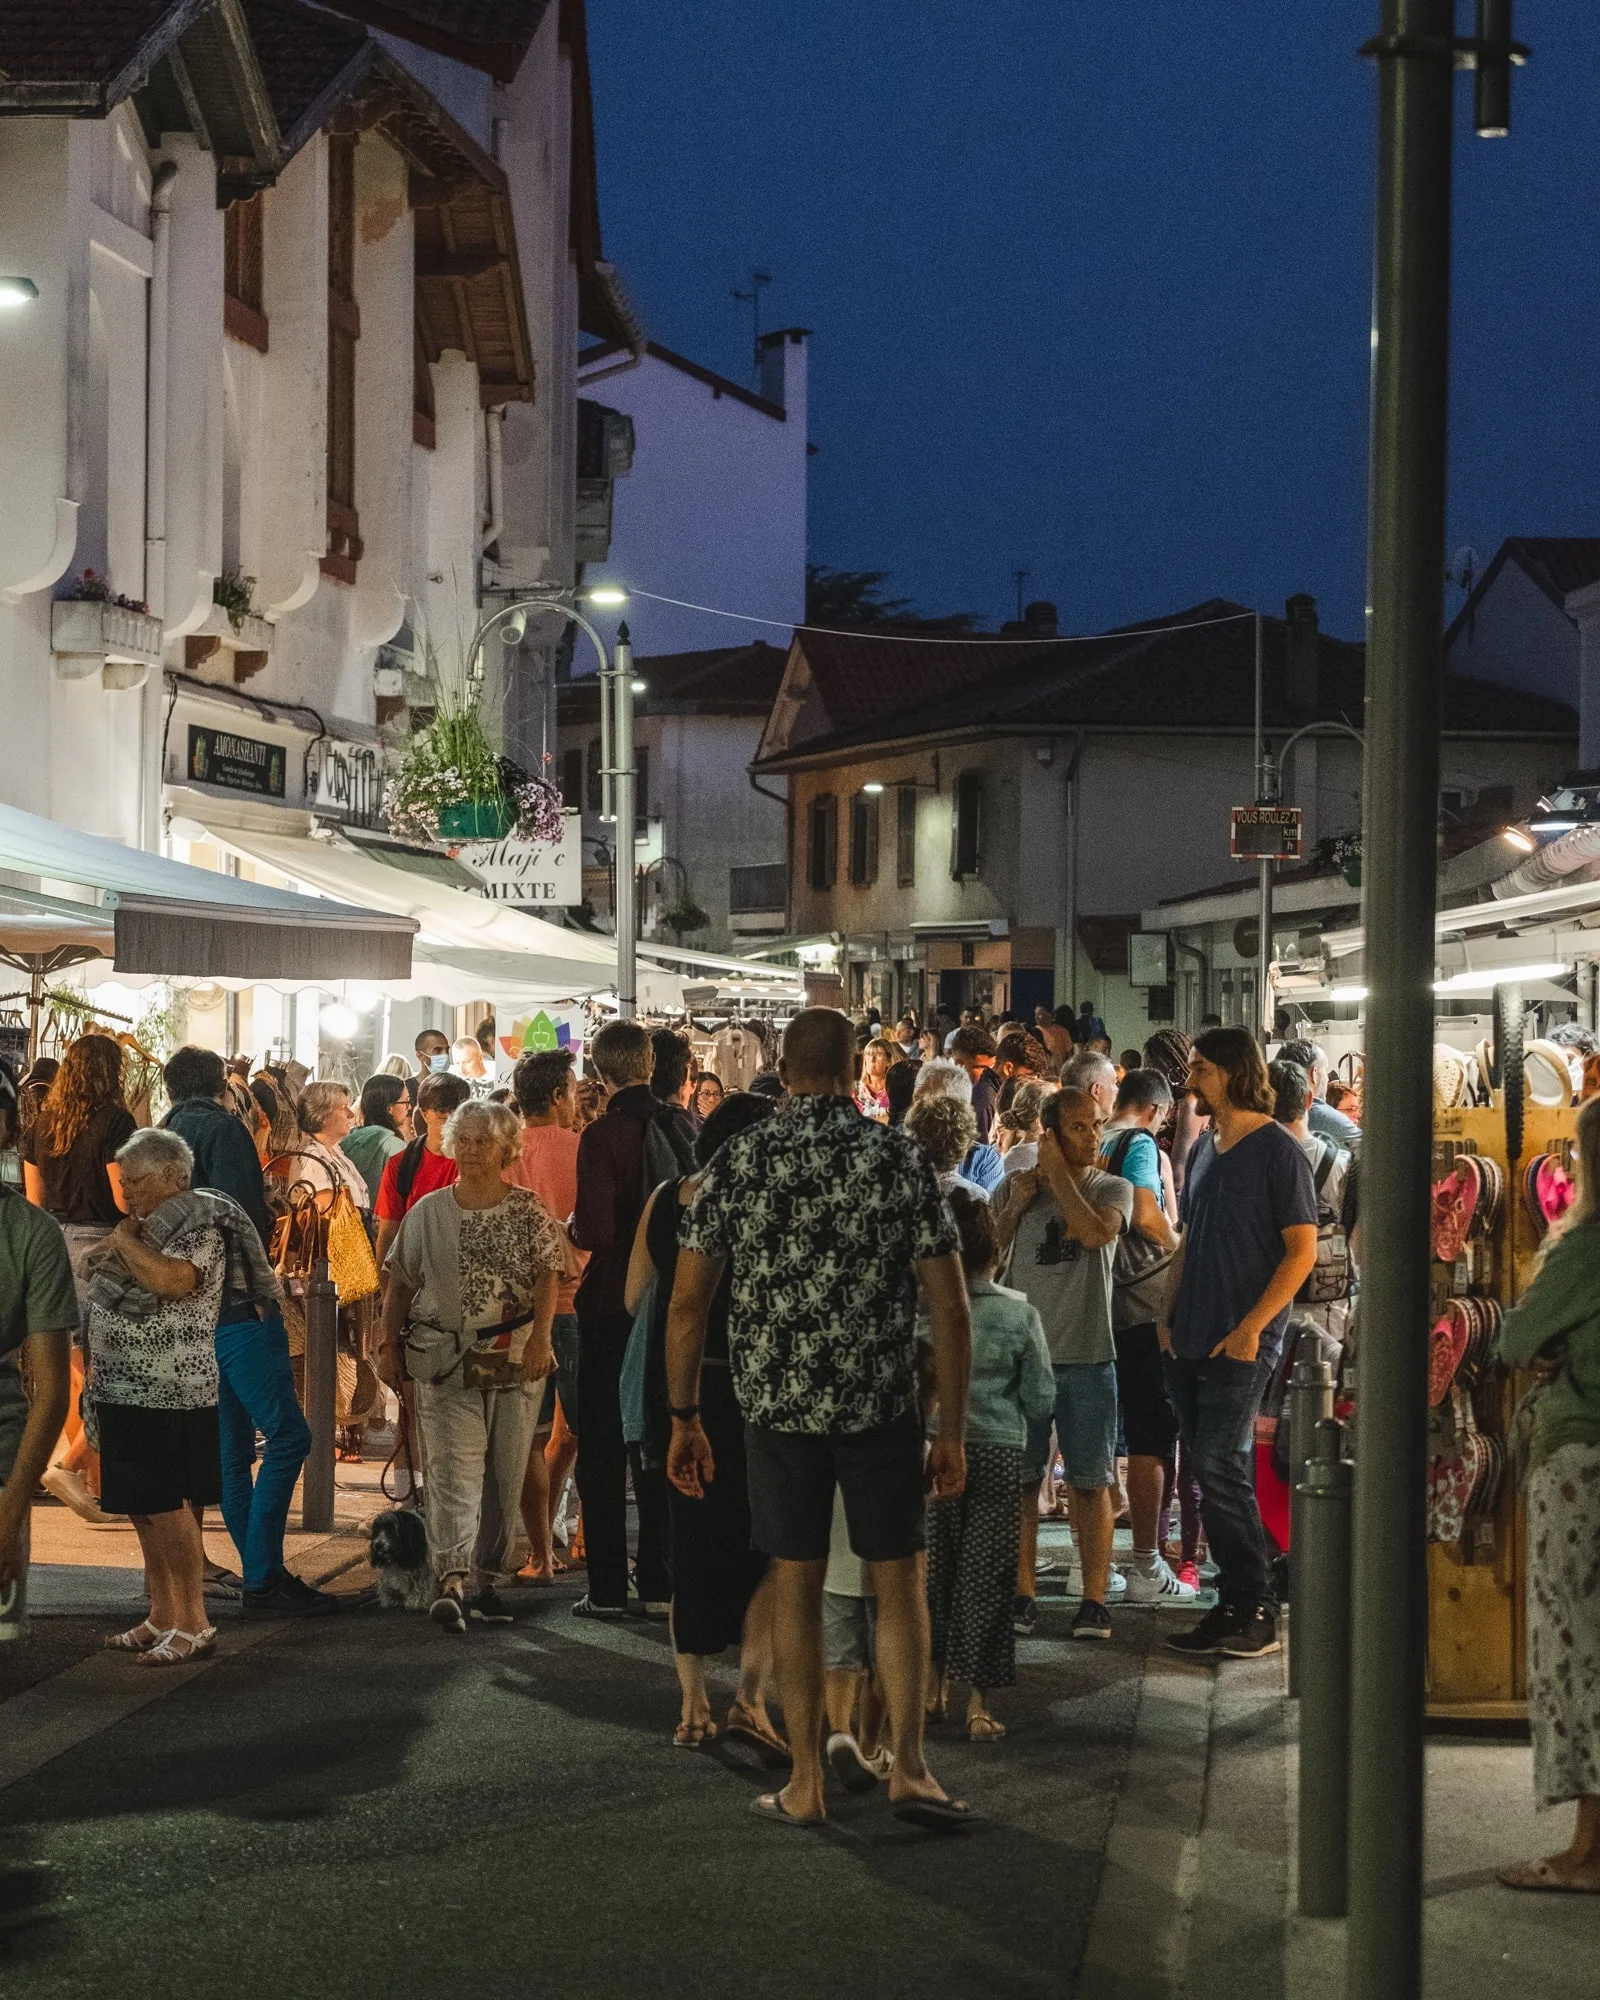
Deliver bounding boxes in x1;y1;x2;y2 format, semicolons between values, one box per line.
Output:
904;1093;985;1201
20;1034;136;1524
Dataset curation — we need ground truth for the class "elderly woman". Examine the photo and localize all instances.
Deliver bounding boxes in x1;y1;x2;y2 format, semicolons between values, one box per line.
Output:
271;1081;370;1209
377;1100;565;1632
84;1129;226;1665
905;1092;987;1202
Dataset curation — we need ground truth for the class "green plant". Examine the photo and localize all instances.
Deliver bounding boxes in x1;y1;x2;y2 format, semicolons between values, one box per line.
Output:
661;895;711;938
213;568;257;631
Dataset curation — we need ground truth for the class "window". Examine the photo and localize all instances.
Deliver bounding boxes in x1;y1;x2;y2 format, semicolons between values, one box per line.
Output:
322;133;362;584
849;791;879;886
809;793;838;890
223;195;267;351
897;784;917;886
952;770;983;879
561;748;583;810
586;738;602;814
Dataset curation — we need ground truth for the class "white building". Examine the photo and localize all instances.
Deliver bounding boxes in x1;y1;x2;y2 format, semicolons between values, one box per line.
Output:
1445;537;1600;766
576;328;809;655
0;0;638;1061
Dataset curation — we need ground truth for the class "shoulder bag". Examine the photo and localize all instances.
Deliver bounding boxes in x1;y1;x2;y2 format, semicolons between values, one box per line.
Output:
1105;1130;1176;1330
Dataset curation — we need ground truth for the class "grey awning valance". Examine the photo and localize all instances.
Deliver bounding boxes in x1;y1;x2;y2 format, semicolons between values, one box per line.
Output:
112;895;415;981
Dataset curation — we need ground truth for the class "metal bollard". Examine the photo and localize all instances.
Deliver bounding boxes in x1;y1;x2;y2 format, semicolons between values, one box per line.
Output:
300;1258;340;1533
1287;1353;1335;1696
1296;1416;1353;1918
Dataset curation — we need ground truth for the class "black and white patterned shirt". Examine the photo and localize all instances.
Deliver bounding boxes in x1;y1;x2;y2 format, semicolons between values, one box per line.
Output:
679;1094;958;1435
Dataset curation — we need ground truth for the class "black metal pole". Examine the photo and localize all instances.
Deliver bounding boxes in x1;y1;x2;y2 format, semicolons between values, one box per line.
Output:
300;1259;339;1533
1288;1354;1335;1699
1348;4;1455;1994
1298;1417;1354;1918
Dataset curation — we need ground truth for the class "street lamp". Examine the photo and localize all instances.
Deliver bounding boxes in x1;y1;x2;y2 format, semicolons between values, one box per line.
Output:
0;277;39;309
464;583;640;1017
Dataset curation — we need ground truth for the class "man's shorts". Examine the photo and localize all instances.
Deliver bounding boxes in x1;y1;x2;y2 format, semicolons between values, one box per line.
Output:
745;1406;926;1564
822;1589;878;1672
536;1313;581;1436
1021;1361;1120;1490
1112;1322;1179;1460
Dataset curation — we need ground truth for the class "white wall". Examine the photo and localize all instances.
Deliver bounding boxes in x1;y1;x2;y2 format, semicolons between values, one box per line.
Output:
581;343;808;656
1446;560;1578;705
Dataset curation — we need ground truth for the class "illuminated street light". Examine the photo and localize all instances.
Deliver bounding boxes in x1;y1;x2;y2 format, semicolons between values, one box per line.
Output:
0;277;39;309
586;585;628;607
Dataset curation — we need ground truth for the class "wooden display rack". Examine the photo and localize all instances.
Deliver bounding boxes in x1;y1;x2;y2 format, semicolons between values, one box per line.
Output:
1423;1100;1574;1721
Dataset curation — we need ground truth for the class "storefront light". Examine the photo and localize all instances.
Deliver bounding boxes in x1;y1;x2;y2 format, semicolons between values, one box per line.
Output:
1328;983;1368;1003
0;277;39;309
320;1001;360;1040
1500;825;1536;853
862;782;884;795
1432;960;1567;995
344;983;380;1014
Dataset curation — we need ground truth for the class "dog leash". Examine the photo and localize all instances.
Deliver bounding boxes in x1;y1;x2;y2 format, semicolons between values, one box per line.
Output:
380;1384;422;1506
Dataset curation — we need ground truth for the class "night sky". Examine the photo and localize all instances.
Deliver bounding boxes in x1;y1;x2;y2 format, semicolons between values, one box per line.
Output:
586;1;1600;642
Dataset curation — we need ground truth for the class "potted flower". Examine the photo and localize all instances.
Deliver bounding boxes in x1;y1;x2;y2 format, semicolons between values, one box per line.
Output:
1331;834;1363;888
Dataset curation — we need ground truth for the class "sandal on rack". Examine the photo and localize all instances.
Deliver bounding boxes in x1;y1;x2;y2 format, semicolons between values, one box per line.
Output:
139;1627;218;1667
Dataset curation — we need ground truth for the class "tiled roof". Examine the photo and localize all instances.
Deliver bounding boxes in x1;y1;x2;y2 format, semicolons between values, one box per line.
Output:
758;600;1577;768
242;0;372;145
559;643;788;723
1505;537;1600;602
314;0;552;80
0;1;179;86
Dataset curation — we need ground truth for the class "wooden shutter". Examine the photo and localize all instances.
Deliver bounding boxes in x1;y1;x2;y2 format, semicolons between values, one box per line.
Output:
850;792;879;886
323;135;363;582
952;771;983;879
223;195;267;351
897;784;917;886
810;794;838;891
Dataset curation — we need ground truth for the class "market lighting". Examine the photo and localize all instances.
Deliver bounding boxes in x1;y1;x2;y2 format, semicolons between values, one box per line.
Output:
1329;983;1369;1003
1500;825;1536;852
862;782;885;795
320;1001;360;1040
0;277;39;309
631;677;648;693
1432;960;1567;994
586;586;628;607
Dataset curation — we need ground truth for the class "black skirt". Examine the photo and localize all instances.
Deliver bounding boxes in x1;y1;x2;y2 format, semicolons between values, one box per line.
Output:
98;1402;223;1516
668;1366;767;1657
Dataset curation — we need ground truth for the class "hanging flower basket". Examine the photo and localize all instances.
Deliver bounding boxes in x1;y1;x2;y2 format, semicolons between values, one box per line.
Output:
438;797;515;839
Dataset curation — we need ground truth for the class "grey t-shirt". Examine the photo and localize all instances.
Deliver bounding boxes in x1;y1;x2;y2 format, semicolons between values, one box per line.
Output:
0;1192;79;1480
1003;1167;1132;1365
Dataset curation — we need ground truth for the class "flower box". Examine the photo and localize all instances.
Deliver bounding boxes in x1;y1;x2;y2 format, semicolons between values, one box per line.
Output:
438;798;515;840
51;599;164;682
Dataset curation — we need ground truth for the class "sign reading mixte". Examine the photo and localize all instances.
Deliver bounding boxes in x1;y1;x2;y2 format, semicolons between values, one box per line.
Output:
453;813;580;906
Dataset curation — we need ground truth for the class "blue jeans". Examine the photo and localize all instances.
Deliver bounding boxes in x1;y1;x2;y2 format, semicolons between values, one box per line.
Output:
1163;1352;1274;1612
215;1307;312;1593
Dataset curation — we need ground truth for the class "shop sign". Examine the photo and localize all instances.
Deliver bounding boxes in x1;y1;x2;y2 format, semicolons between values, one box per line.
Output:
307;738;382;828
453;815;579;906
1231;804;1302;860
1130;933;1171;988
187;725;286;798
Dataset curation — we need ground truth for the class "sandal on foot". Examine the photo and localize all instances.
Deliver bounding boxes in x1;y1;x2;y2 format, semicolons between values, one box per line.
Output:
751;1792;824;1829
892;1794;981;1832
139;1627;217;1667
1497;1859;1600;1894
725;1702;791;1767
202;1568;243;1600
968;1714;1006;1742
673;1719;718;1749
104;1619;165;1653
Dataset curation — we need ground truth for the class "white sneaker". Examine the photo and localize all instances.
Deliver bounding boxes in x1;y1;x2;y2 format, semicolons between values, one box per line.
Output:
1121;1556;1199;1604
1066;1566;1127;1601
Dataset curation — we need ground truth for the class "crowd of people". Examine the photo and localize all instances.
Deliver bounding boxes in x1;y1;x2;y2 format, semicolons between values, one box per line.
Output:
0;996;1595;1865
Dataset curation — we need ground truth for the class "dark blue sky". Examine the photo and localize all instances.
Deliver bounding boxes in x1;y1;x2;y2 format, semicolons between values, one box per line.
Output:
587;2;1600;641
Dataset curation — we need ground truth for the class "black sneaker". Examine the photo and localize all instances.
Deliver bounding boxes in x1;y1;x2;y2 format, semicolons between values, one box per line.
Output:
466;1588;515;1625
1166;1603;1238;1656
571;1594;626;1621
280;1570;341;1616
1071;1599;1112;1642
429;1590;468;1634
1217;1605;1281;1658
1012;1594;1037;1637
241;1571;337;1619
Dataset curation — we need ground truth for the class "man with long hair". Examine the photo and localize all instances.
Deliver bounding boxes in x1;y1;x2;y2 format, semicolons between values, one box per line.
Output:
1160;1027;1318;1660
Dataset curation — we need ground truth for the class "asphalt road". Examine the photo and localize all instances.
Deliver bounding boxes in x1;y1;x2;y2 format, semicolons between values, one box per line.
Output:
0;1577;1157;1999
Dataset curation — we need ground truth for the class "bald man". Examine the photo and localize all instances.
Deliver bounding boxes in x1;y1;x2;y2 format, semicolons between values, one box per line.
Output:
667;1008;978;1832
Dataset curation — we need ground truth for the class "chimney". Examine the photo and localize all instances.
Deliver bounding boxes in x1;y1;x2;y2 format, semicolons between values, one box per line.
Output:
758;327;810;425
1001;600;1059;638
1285;593;1319;713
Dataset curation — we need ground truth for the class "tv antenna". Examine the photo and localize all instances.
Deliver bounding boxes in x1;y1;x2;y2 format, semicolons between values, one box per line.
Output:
731;268;772;382
1013;568;1031;623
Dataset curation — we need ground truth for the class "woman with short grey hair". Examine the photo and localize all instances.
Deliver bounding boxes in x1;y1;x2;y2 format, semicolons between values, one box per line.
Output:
377;1094;565;1631
86;1128;227;1664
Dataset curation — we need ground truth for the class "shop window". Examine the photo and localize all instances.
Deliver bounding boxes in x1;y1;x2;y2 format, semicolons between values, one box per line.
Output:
322;134;362;584
897;784;917;886
561;747;583;810
849;791;879;886
952;770;983;880
223;194;267;352
809;793;838;891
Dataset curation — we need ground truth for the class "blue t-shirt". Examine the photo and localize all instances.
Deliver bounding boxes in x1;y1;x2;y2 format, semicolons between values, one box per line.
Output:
1102;1127;1162;1198
1171;1121;1316;1364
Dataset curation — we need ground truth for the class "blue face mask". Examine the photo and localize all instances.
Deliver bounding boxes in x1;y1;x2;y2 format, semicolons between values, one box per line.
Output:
428;1053;450;1073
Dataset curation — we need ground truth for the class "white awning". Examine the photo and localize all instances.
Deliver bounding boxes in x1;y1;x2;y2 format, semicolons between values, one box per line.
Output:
0;803;415;979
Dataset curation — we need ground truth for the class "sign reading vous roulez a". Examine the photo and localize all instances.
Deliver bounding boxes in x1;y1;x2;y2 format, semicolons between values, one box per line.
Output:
187;725;286;799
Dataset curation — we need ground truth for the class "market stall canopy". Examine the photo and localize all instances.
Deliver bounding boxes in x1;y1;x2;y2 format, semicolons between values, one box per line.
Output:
0;805;415;979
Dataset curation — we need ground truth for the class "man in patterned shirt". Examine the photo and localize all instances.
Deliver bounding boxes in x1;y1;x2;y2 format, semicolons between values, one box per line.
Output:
668;1009;978;1832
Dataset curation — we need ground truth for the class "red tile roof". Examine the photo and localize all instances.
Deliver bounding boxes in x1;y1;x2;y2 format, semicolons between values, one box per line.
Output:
759;599;1576;767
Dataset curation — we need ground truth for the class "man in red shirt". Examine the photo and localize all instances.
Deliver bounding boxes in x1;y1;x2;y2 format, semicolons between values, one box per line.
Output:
374;1071;472;1265
508;1049;585;1577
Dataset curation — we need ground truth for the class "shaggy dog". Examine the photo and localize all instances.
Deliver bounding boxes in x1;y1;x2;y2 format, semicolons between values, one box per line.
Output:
368;1507;433;1611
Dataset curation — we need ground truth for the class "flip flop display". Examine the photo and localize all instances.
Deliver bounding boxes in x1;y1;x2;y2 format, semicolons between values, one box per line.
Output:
1522;1152;1576;1237
1430;1157;1480;1265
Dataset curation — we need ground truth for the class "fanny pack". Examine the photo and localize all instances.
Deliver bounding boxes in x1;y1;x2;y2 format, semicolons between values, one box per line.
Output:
404;1304;538;1388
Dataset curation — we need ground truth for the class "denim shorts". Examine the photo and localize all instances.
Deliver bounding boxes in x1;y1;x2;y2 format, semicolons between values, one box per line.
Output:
536;1313;581;1434
822;1589;878;1673
1022;1361;1120;1489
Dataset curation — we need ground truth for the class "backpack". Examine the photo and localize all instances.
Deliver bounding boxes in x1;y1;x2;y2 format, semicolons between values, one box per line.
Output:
1298;1138;1352;1305
1104;1128;1177;1331
642;1110;683;1195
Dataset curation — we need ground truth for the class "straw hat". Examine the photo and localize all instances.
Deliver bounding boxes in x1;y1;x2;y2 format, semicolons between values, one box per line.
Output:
1432;1045;1467;1112
1524;1039;1574;1108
